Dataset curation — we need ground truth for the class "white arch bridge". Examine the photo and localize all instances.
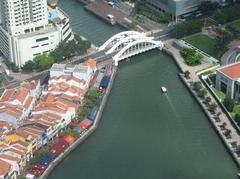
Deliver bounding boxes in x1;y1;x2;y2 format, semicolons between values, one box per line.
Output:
98;31;164;66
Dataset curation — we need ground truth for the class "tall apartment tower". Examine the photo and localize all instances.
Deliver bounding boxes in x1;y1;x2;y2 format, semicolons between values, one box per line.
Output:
0;0;48;35
0;0;73;67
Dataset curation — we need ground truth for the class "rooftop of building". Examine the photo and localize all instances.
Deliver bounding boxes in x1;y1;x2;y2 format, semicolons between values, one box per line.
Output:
0;159;11;176
218;62;240;79
50;59;96;74
17;25;58;39
48;6;69;25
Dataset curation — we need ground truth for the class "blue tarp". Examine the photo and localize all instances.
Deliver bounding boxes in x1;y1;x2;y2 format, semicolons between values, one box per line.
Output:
73;127;82;134
100;76;110;89
88;106;99;121
39;154;54;166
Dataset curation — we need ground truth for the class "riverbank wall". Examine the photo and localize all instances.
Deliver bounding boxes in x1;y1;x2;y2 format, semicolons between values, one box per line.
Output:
179;74;240;169
41;65;118;179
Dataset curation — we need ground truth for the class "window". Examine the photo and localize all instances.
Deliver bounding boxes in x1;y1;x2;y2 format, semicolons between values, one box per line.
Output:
220;82;227;94
36;37;48;42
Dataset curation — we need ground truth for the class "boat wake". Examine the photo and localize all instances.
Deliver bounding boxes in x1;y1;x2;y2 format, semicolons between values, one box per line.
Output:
165;94;178;118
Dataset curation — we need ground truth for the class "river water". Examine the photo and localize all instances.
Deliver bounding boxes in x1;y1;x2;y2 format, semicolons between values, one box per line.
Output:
48;0;239;178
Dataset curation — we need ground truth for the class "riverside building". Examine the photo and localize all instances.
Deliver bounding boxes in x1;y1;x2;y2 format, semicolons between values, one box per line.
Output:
0;0;73;67
216;62;240;101
145;0;229;21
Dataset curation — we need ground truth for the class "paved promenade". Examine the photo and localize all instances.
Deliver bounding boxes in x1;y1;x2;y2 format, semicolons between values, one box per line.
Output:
164;39;240;167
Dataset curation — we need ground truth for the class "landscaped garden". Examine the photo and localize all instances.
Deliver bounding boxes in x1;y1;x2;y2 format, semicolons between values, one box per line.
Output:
184;34;219;59
180;48;203;66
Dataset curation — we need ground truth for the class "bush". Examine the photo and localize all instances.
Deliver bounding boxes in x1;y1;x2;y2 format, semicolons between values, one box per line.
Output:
172;20;202;38
235;114;240;126
223;96;235;112
181;48;203;66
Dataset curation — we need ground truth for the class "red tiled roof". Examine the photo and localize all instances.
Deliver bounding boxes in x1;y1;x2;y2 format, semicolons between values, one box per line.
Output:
0;154;21;163
0;159;11;176
14;87;29;103
219;63;240;79
0;89;15;102
84;58;96;68
23;96;33;109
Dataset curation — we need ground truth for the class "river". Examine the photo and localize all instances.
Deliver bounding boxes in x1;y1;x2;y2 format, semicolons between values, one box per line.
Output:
48;0;239;178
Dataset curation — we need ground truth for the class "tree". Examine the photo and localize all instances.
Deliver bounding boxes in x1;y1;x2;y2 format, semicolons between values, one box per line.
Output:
198;89;207;98
22;60;35;72
0;73;4;85
213;4;240;24
209;102;217;113
193;81;202;91
199;1;219;15
223;96;235;112
205;96;211;104
184;70;190;79
34;55;54;70
224;129;231;138
4;60;19;72
172;20;202;38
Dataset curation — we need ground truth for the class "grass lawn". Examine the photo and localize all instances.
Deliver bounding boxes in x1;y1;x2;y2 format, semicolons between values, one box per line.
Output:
212;87;225;102
184;34;219;59
232;103;240;117
227;19;240;31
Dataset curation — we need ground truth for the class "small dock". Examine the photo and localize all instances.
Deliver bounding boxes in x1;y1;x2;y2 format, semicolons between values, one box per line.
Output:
85;0;127;25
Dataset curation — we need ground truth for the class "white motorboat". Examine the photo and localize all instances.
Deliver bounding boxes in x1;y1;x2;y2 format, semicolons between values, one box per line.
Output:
161;86;167;93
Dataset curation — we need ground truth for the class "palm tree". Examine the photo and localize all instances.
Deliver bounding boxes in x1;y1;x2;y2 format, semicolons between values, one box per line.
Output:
184;70;191;79
205;96;211;104
209;102;217;113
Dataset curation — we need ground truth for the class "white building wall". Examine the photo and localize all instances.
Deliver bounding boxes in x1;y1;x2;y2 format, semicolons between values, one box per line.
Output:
0;0;73;67
13;28;61;67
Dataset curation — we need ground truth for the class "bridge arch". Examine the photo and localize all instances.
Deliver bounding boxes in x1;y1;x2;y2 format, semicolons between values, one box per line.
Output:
105;34;152;55
113;38;164;66
98;31;144;51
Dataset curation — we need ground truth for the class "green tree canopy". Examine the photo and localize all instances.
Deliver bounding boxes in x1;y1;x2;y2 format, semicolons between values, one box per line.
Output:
34;55;54;70
199;1;219;15
22;60;36;72
172;20;202;38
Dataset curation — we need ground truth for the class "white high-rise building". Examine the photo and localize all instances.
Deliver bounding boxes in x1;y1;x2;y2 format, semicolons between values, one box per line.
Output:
0;0;48;35
0;0;73;67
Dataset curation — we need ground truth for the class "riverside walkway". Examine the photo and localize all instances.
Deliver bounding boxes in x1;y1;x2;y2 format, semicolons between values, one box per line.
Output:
164;39;240;167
